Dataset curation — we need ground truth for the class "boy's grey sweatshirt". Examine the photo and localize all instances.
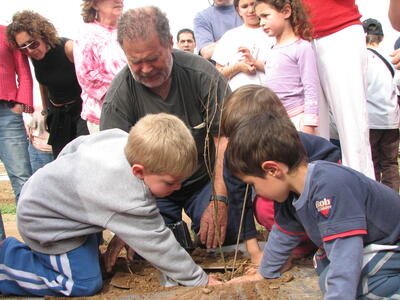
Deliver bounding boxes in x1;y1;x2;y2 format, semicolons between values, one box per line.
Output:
17;129;208;287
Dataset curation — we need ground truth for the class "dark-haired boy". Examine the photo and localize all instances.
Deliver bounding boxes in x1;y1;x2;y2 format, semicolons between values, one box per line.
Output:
226;113;400;300
221;85;340;264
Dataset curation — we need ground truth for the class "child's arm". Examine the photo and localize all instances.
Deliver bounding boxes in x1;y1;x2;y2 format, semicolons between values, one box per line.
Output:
245;238;263;265
230;224;303;284
258;225;303;278
216;62;256;79
298;41;319;130
108;210;209;287
322;235;364;300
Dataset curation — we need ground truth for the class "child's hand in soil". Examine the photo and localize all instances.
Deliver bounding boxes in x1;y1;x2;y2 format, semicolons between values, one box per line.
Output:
207;275;223;285
102;235;135;273
227;272;265;283
244;238;263;265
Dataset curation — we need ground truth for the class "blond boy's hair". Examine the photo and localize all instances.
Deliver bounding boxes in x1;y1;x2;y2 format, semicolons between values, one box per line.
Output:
124;113;197;178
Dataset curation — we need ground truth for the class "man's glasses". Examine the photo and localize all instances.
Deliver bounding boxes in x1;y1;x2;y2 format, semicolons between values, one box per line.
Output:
18;40;40;52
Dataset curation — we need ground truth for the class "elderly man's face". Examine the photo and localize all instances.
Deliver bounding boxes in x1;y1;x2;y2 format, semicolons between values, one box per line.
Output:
122;32;173;88
214;0;232;6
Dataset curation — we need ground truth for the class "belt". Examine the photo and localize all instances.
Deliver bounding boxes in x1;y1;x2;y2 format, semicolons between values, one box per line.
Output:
49;98;77;107
0;100;18;108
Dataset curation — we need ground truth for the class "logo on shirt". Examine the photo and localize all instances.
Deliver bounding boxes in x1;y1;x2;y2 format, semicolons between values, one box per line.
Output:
315;197;333;217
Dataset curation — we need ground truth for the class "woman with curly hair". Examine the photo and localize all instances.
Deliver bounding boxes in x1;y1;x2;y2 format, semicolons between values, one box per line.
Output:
74;0;126;133
7;10;89;157
255;0;320;135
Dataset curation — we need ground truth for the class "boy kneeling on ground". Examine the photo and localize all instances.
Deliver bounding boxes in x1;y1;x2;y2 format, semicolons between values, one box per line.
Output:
0;113;219;297
226;113;400;299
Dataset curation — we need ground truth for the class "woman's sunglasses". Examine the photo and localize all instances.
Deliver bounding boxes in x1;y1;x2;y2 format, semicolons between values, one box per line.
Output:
18;40;40;52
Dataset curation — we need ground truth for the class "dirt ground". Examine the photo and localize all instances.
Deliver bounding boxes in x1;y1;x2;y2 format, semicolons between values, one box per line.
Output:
0;168;20;240
0;162;322;300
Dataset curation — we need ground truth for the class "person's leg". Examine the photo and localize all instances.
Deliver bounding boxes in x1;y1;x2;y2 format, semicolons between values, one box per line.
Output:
28;143;53;174
184;159;257;246
181;182;211;236
157;194;191;249
86;121;100;135
313;25;375;179
313;248;330;292
223;160;257;244
156;197;184;225
357;244;400;299
0;102;32;201
379;129;400;192
0;215;5;240
0;235;102;297
369;129;382;182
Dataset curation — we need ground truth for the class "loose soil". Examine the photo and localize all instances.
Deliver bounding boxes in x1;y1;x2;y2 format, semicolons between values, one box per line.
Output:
45;253;296;300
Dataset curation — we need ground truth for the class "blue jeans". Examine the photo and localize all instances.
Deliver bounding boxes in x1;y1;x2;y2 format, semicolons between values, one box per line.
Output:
156;155;257;245
28;143;53;174
0;102;32;201
0;102;32;240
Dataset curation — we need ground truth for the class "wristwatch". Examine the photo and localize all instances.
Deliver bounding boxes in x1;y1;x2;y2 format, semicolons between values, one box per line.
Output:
41;109;48;116
211;194;228;204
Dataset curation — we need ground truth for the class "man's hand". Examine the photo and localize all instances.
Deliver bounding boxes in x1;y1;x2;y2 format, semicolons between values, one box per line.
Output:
199;200;228;248
101;235;135;273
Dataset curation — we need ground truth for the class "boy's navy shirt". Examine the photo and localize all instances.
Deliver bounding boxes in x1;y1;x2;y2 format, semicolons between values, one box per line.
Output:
275;161;400;246
272;132;341;237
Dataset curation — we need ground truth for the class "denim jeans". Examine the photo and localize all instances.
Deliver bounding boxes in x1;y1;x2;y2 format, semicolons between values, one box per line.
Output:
0;102;32;201
28;143;53;174
0;102;32;239
156;154;257;246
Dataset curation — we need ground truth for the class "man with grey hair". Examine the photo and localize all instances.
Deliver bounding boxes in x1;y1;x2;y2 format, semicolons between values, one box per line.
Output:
101;6;257;258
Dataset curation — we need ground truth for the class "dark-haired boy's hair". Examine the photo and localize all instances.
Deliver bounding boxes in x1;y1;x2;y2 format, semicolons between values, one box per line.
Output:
226;113;307;177
221;85;288;137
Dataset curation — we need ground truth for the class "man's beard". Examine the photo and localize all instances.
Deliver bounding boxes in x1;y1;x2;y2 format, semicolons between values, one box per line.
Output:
128;55;173;88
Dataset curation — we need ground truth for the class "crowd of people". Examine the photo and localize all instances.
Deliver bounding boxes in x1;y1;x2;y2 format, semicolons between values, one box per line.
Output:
0;0;399;299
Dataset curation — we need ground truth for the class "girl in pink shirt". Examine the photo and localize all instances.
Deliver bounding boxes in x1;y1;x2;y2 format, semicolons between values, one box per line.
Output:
255;0;319;135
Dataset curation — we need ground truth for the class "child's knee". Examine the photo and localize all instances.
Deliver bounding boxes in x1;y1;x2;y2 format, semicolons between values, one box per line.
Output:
71;276;103;296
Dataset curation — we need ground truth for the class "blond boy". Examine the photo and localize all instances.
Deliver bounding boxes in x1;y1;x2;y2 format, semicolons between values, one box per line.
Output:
0;113;217;297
